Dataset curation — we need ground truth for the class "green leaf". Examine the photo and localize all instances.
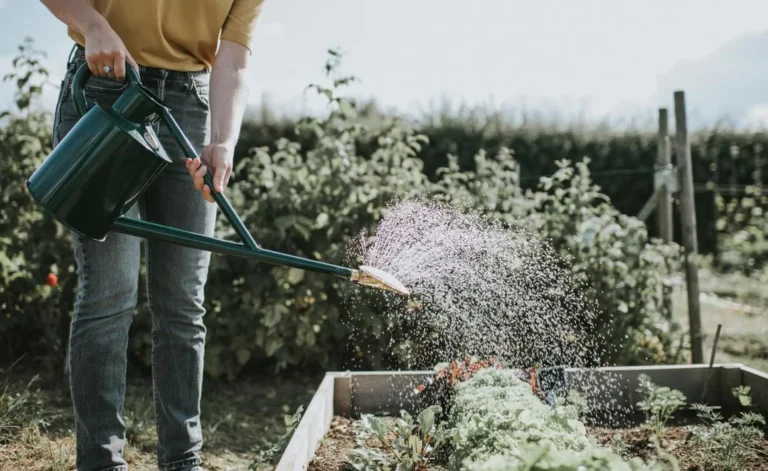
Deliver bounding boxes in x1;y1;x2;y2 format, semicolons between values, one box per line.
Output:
265;337;283;357
236;347;251;365
417;406;436;435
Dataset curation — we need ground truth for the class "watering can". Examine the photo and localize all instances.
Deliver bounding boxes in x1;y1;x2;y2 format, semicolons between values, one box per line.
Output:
25;63;409;296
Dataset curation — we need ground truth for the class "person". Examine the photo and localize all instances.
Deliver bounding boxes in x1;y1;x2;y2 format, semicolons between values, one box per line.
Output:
39;1;264;470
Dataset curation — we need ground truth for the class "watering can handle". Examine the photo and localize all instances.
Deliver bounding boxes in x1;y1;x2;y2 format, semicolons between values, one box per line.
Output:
157;106;262;251
72;62;142;117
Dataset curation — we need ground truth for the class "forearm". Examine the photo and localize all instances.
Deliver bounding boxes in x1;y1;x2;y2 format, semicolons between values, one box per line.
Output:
209;40;251;147
39;0;107;35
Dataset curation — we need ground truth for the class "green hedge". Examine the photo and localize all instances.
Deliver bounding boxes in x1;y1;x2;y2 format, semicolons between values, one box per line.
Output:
235;113;768;268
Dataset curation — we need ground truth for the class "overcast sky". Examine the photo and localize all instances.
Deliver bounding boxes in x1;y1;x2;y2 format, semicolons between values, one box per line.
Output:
2;0;768;129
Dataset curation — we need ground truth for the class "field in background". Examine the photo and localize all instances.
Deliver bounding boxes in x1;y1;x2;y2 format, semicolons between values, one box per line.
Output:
675;268;768;373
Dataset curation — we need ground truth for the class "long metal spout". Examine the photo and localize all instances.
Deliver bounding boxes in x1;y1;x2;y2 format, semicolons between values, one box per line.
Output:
350;265;410;296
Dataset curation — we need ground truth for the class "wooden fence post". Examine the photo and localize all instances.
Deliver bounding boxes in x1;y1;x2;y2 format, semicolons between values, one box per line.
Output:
674;90;704;364
657;108;674;320
657;109;673;243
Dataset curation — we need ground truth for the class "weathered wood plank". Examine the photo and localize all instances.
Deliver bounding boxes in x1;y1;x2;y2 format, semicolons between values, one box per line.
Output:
717;363;744;415
741;365;768;414
333;374;353;417
350;372;431;416
275;373;336;471
563;364;733;411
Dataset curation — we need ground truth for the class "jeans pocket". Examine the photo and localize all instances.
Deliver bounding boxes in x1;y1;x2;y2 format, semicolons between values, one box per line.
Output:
83;74;131;94
189;73;210;108
52;69;75;147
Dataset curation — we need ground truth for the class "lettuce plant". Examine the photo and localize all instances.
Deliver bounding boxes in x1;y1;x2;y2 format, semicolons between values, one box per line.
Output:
348;405;452;471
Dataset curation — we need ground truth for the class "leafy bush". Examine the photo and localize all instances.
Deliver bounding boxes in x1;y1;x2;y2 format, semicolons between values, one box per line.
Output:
0;38;76;372
715;187;768;274
3;42;685;379
434;152;686;365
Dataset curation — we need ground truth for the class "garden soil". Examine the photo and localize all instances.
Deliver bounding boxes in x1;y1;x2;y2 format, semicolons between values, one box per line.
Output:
308;416;768;471
588;425;768;471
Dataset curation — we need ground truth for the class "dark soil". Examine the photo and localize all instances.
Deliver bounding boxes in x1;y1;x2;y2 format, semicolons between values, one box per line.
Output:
588;425;768;471
308;416;768;471
307;416;359;471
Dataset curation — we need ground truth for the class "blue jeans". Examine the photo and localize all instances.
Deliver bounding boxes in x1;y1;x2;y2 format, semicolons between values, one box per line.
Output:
53;45;217;471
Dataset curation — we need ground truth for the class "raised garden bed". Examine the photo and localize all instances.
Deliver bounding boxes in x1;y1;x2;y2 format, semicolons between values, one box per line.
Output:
276;363;768;471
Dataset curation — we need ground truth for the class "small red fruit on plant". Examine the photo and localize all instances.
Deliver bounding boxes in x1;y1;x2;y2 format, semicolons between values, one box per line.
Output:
45;273;58;288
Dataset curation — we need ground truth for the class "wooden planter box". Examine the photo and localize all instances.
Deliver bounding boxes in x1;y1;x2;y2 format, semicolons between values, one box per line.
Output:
275;363;768;471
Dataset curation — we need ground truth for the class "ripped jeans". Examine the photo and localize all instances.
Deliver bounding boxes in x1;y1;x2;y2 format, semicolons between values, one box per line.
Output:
53;44;216;471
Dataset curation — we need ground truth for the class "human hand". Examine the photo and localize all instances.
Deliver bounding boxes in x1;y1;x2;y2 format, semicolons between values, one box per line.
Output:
185;142;234;203
82;17;139;80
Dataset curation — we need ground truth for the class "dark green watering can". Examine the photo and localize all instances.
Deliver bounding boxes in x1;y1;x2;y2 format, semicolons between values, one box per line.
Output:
26;63;409;296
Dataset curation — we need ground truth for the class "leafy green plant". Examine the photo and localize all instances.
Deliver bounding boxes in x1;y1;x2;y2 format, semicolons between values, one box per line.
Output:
449;368;596;469
0;37;76;372
446;367;676;471
348;405;452;471
462;440;675;471
635;374;687;440
248;405;304;471
688;387;767;471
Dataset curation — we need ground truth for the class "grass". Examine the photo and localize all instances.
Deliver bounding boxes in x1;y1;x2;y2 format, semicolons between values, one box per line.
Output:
0;365;318;471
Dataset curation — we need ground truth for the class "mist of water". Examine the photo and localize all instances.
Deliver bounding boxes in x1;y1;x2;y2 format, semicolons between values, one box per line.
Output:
343;198;633;423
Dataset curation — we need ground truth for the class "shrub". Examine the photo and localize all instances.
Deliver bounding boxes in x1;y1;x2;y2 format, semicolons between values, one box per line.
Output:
434;151;686;365
0;38;76;372
3;43;685;379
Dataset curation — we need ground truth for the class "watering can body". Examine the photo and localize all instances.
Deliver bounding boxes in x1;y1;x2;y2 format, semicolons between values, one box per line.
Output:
27;103;171;241
24;62;410;296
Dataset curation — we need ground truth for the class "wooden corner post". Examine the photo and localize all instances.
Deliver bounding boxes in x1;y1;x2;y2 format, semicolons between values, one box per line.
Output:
673;91;704;364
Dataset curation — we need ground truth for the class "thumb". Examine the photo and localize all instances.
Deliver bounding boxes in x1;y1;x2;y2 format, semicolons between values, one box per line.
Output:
213;164;226;193
126;52;140;76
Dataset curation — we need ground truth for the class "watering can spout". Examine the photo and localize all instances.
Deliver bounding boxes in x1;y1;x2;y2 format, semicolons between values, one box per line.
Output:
350;266;410;296
26;61;411;298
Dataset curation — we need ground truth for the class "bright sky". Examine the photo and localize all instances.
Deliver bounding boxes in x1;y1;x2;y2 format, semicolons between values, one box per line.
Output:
1;0;768;128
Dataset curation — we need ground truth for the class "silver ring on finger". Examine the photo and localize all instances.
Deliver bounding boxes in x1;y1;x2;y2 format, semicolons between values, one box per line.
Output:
103;65;112;75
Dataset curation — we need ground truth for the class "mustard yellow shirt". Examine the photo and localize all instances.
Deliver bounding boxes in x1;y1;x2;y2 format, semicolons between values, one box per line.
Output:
68;0;265;72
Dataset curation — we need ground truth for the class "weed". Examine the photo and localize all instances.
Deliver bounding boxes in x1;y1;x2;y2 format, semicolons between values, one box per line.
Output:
688;387;767;471
0;372;56;444
348;404;452;471
635;374;686;440
123;390;157;452
248;405;304;471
